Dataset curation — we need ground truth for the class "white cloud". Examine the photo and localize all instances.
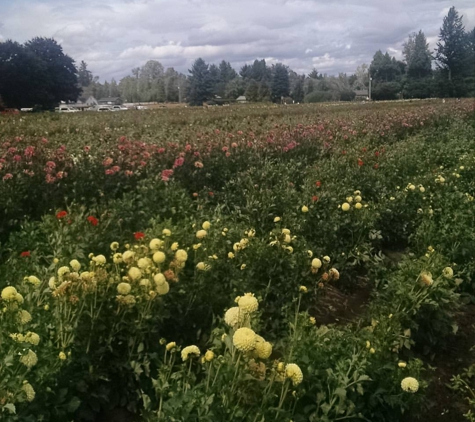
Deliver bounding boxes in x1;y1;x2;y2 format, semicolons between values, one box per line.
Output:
0;0;473;80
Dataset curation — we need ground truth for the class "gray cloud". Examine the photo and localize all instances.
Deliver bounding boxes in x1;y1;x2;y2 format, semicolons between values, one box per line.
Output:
0;0;474;80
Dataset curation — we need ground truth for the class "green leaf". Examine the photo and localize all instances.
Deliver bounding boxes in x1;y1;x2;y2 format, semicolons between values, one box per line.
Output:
3;403;16;414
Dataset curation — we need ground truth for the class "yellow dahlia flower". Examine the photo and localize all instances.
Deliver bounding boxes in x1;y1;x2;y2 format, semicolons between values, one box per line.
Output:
171;242;179;251
154;273;166;286
93;255;106;265
137;258;152;269
355;203;363;210
122;250;135;263
175;249;188;262
59;351;67;361
301;205;309;213
420;272;433;286
354;195;362;203
237;293;258;313
254;336;272;359
25;332;40;345
202;221;211;230
311;258;322;269
162;229;172;237
341;202;351;211
233;327;257;352
153;251;166;264
204;350;215;362
128;267;142;281
26;275;41;286
149;238;163;250
110;241;119;251
117;282;132;295
166;341;176;351
196;262;210;271
401;377;419;393
181;345;200;361
156;281;170;295
1;286;18;301
19;310;32;324
285;363;303;386
443;267;454;279
113;253;123;264
224;307;248;328
69;260;81;272
398;361;407;368
196;230;207;239
58;266;70;277
22;381;35;402
20;350;38;368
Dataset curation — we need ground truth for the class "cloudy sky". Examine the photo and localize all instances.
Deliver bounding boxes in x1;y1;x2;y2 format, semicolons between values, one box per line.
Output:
1;0;474;81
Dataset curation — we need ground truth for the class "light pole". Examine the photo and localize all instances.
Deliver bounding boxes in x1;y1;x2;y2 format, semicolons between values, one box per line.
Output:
177;86;181;103
369;76;372;101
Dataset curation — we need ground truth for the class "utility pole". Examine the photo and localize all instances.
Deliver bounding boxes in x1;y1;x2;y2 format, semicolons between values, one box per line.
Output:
369;76;372;101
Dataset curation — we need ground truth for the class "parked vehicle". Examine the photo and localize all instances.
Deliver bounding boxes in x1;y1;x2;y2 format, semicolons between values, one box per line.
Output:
96;106;112;112
56;106;80;113
111;105;128;111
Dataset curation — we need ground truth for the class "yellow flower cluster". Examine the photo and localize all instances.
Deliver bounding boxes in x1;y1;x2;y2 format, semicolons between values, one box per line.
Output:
22;382;36;402
19;350;38;368
342;190;366;211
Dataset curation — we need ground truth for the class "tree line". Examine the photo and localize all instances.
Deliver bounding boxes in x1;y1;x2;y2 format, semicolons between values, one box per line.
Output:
0;6;473;109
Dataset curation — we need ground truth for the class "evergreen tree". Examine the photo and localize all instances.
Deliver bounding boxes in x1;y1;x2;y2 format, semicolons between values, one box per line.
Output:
188;58;212;105
435;7;466;81
78;60;93;87
245;79;259;102
291;75;305;103
271;63;290;102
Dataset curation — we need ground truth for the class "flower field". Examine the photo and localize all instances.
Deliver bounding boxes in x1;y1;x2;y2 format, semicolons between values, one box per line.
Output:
1;99;475;421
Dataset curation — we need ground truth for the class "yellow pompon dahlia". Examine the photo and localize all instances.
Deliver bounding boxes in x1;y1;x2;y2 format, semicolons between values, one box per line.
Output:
137;258;152;269
122;250;135;263
202;221;211;230
401;377;419;393
69;260;81;272
233;327;257;352
139;279;151;289
285;363;303;386
25;332;40;346
113;253;123;264
196;230;207;239
175;249;188;262
443;267;454;279
398;361;407;368
311;258;322;269
254;336;272;359
204;350;215;362
154;273;166;286
19;310;32;324
15;293;24;304
93;255;106;265
166;341;176;351
110;241;119;251
341;202;351;211
237;293;259;313
153;251;166;264
274;217;281;223
22;382;35;402
170;242;179;251
156;281;170;295
162;229;172;237
20;350;38;368
354;195;362;203
323;256;331;263
420;272;433;286
196;262;210;271
224;307;247;328
228;252;235;259
355;203;363;210
59;351;67;361
117;282;132;295
149;238;163;250
307;250;313;258
301;205;309;213
128;267;142;281
1;286;18;301
58;266;70;277
299;285;308;293
26;276;41;287
181;345;201;361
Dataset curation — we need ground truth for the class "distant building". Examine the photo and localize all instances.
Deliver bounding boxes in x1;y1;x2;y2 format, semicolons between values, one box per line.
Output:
354;90;369;101
85;96;99;106
98;97;122;105
236;95;247;103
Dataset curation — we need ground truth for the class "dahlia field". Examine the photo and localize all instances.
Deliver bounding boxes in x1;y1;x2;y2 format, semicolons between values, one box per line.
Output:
1;99;475;422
